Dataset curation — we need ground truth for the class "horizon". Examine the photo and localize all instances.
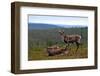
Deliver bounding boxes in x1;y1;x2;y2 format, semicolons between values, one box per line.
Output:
28;15;88;27
28;22;88;28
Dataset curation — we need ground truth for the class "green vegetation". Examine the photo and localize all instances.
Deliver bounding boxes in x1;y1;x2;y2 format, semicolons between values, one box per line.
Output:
28;27;88;60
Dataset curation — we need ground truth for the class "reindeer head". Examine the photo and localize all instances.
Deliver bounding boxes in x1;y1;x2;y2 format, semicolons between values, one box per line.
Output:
58;30;64;36
58;30;65;40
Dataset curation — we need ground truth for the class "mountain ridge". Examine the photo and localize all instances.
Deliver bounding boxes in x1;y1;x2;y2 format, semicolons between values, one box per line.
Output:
28;23;87;30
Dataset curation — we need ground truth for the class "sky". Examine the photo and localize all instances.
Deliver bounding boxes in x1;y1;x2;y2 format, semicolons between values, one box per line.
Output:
28;15;88;27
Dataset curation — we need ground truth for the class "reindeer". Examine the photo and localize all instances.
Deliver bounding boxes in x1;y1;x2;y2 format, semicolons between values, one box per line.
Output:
47;45;69;56
58;30;81;52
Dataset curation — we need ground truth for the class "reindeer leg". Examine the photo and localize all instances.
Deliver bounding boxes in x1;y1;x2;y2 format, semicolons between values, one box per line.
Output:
67;43;69;48
76;42;79;54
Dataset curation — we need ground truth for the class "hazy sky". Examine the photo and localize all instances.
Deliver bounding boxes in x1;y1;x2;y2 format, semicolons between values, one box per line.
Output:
28;15;88;27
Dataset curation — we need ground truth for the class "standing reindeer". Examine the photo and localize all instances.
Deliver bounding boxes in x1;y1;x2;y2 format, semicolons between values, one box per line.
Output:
58;30;81;52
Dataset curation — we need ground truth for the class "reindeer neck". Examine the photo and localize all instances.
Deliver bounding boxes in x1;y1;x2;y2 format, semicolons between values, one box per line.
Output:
60;34;66;40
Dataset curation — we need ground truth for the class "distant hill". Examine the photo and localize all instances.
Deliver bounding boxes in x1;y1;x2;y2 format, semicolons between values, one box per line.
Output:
28;23;87;30
28;27;88;50
28;23;61;30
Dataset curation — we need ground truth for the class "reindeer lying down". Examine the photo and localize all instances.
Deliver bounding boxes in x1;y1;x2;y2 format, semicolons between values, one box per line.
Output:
47;45;69;56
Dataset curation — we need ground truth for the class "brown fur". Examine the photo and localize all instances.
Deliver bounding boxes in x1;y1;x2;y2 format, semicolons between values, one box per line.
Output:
59;30;81;52
47;45;69;56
